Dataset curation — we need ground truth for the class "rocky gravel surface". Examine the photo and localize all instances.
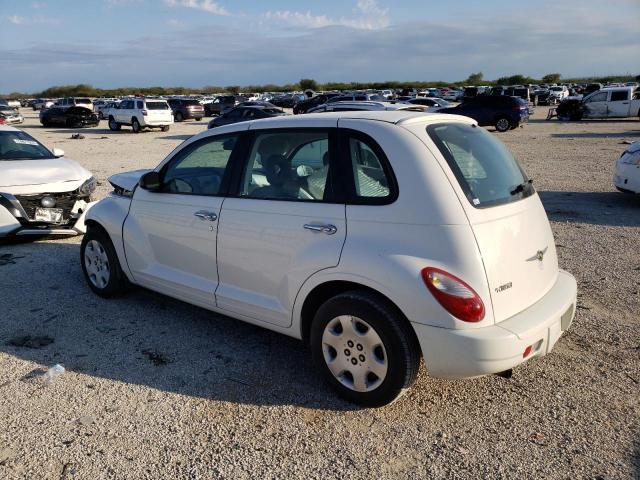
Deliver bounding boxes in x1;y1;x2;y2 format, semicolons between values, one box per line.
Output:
0;109;638;479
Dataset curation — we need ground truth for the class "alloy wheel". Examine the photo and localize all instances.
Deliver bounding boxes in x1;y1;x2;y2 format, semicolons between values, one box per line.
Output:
84;240;111;289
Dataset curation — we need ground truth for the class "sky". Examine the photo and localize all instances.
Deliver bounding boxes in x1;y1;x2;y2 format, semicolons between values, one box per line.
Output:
0;0;638;93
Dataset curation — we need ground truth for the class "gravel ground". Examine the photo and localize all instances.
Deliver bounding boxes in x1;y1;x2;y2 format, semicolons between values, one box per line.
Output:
0;108;638;480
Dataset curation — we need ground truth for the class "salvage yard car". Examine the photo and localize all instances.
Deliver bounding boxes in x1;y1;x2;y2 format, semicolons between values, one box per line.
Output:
613;141;640;194
40;106;99;128
81;111;577;407
108;98;173;133
438;95;529;132
0;126;96;237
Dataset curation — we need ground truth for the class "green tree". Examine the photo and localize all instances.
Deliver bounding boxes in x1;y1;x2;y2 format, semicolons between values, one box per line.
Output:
299;78;318;91
542;73;561;84
465;72;483;85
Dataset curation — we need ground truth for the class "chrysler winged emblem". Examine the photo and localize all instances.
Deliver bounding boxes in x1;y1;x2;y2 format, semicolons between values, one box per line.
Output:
527;246;548;262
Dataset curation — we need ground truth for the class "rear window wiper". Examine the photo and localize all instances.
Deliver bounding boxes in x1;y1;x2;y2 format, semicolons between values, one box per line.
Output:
510;179;533;196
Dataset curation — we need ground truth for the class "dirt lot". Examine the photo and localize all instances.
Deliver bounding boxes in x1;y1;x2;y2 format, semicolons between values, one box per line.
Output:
0;108;638;479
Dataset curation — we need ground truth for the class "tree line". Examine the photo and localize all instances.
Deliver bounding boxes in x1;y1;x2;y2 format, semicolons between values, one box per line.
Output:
2;73;638;99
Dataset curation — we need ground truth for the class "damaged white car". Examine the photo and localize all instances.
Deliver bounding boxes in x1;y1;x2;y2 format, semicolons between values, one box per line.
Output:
0;125;96;238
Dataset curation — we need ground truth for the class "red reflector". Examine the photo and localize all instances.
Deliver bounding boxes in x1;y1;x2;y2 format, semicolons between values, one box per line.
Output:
421;267;485;322
523;345;532;358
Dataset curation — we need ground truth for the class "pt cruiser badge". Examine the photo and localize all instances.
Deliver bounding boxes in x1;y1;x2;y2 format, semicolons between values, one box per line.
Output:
527;246;548;262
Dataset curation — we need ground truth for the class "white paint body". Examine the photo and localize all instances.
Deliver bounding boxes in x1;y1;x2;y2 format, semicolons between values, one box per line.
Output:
0;125;96;237
582;87;640;119
87;111;577;378
613;141;640;194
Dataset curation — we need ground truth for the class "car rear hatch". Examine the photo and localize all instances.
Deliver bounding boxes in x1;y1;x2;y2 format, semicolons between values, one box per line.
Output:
424;121;558;323
145;102;172;122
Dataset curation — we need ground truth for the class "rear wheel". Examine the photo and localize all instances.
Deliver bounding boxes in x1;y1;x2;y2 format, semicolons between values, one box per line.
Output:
161;125;170;132
495;117;511;132
80;227;127;298
310;291;420;407
131;117;141;133
108;117;121;131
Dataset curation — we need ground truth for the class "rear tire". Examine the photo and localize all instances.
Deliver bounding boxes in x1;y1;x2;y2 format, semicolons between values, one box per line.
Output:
495;117;511;132
108;117;121;131
195;117;202;121
310;291;420;407
161;125;170;132
131;117;141;133
80;226;127;298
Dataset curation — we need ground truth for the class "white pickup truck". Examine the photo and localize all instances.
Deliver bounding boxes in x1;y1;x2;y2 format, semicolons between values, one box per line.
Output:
581;87;640;119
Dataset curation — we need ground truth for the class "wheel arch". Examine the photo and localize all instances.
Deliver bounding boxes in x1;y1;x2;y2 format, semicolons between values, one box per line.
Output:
297;278;420;354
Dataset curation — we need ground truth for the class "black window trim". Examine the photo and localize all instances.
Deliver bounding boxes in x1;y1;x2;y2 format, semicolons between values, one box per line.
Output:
227;127;343;204
337;128;399;206
155;132;244;198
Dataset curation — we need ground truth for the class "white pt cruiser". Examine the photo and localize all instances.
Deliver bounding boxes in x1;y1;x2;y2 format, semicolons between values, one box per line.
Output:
82;111;577;407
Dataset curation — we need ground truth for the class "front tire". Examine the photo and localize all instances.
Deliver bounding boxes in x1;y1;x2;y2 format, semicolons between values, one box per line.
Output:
310;291;420;407
495;117;511;132
81;227;127;298
175;112;183;122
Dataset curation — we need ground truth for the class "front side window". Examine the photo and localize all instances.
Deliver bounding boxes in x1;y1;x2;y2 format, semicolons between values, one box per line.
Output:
586;92;607;103
161;135;238;196
348;137;391;198
240;131;330;201
427;123;533;208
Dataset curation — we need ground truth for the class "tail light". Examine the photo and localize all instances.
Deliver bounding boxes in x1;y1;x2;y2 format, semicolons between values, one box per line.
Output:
421;267;485;322
142;109;148;116
0;117;5;125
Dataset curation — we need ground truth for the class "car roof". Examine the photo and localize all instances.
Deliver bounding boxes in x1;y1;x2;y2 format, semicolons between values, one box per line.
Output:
250;111;473;126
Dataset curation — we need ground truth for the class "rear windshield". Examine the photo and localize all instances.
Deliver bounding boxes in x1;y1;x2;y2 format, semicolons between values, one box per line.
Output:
183;100;201;106
75;98;92;104
0;131;53;160
146;101;169;110
427;123;534;208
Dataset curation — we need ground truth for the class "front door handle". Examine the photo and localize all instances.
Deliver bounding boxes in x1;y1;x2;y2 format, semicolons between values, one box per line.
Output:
304;224;337;235
194;210;217;222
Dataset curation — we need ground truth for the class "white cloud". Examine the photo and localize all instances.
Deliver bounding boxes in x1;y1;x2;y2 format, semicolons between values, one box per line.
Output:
164;0;230;16
5;14;59;25
263;0;390;30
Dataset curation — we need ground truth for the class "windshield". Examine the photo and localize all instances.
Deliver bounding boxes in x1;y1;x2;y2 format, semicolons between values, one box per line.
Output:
427;123;533;208
0;131;53;160
146;101;169;110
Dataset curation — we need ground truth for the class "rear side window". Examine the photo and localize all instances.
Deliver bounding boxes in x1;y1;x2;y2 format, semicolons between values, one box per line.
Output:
610;90;629;101
427;123;533;208
347;136;392;200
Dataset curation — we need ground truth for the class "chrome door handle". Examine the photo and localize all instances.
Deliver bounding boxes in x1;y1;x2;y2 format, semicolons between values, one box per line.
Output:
194;210;217;221
304;224;337;235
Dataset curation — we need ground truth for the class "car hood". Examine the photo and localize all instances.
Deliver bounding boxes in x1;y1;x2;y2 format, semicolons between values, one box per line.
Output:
108;169;151;192
0;157;92;194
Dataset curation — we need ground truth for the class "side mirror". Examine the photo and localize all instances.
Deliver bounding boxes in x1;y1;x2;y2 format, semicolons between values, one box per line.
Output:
52;148;65;157
139;171;162;191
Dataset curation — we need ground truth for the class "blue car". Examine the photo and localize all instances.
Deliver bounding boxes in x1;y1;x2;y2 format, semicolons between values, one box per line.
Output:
439;96;529;132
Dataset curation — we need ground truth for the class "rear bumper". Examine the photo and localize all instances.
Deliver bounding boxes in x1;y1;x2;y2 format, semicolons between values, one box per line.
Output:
142;117;173;127
181;110;204;119
413;269;577;378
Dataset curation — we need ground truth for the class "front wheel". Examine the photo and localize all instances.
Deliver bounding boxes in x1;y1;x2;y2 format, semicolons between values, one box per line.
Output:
80;227;128;298
310;291;420;407
495;117;511;132
175;112;183;122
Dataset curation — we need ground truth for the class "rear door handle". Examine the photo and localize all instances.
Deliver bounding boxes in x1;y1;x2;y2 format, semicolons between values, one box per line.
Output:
194;210;217;222
304;224;337;235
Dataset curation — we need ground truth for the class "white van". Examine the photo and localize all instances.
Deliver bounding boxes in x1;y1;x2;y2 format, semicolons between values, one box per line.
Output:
81;111;577;406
